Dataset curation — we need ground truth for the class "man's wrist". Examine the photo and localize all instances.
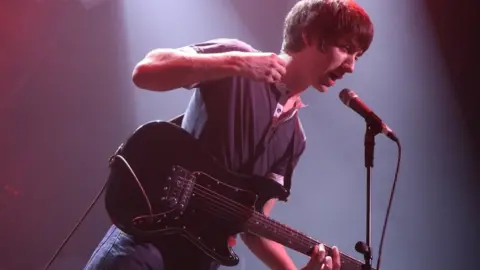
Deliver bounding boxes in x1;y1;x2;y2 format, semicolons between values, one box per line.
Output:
188;52;246;79
217;51;251;77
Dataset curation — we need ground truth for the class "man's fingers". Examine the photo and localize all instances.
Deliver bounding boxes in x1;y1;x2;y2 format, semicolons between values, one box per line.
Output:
304;244;341;270
269;70;283;83
309;244;325;267
322;256;333;270
317;244;327;262
332;246;341;269
275;63;287;77
276;55;288;68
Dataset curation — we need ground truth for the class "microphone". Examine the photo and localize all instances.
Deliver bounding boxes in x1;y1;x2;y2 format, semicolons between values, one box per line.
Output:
339;89;398;142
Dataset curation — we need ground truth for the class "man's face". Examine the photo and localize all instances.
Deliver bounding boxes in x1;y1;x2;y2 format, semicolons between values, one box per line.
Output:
299;36;363;92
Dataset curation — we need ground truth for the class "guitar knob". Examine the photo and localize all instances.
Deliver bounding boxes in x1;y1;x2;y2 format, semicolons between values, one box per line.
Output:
168;197;178;206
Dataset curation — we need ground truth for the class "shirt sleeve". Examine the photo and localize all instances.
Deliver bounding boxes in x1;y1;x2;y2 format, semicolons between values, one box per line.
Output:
177;38;257;89
179;38;257;54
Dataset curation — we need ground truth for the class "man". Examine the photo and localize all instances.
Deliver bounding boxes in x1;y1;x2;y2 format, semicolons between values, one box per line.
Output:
84;0;373;269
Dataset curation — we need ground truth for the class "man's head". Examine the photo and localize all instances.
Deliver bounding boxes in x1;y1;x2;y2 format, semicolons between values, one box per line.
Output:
282;0;374;93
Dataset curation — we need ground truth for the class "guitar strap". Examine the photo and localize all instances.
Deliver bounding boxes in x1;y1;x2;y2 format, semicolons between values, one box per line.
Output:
238;94;298;201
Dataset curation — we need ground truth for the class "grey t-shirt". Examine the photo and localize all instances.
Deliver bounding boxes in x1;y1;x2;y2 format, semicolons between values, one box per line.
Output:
180;38;306;196
163;38;307;270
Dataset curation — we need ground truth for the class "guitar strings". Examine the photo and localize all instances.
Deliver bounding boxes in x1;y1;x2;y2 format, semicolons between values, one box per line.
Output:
133;172;361;266
185;171;322;244
188;185;315;251
187;181;359;266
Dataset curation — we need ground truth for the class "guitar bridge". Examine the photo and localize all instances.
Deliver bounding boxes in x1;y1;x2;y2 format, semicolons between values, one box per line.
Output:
163;165;196;211
131;165;197;231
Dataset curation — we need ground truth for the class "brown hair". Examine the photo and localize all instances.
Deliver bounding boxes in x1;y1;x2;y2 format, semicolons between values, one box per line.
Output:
282;0;374;54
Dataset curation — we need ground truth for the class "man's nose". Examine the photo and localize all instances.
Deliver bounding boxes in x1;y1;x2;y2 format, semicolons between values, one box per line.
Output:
344;59;355;73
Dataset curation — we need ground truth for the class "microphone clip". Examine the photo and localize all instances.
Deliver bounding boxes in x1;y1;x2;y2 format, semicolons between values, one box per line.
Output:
365;113;384;137
364;114;383;168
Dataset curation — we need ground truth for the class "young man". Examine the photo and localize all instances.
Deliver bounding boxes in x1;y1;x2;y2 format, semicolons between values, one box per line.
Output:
84;0;373;269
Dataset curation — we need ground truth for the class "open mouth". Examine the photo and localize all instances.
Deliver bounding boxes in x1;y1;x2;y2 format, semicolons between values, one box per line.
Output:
329;72;342;81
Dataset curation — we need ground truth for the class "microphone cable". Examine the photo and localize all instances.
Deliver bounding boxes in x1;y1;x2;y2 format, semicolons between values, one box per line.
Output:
42;179;109;270
375;140;402;270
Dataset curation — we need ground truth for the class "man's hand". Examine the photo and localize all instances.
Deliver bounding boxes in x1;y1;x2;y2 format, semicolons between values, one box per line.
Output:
301;244;341;270
228;52;288;83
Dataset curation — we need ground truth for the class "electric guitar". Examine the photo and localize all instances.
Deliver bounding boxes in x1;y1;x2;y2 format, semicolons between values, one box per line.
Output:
104;120;374;270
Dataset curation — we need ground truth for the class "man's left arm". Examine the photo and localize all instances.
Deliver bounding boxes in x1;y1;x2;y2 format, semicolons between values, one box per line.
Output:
241;134;306;270
241;198;297;270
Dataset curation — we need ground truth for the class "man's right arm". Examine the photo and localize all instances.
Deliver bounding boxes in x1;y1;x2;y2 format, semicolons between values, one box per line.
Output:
131;39;287;92
132;48;245;92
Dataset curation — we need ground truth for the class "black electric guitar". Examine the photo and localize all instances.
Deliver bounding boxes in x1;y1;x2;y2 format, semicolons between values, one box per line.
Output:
104;120;374;270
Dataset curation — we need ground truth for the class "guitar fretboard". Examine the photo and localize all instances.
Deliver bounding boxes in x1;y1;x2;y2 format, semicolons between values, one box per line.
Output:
245;212;374;270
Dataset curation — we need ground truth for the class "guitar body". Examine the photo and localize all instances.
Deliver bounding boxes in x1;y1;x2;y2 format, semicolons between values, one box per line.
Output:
104;121;288;266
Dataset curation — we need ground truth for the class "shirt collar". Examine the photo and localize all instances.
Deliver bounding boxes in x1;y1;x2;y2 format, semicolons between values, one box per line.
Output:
274;82;307;110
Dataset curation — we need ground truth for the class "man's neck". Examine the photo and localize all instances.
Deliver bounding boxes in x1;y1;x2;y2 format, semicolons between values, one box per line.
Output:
278;53;309;97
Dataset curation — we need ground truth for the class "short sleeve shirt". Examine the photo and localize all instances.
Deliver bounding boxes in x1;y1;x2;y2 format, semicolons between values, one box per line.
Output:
180;38;306;197
159;38;307;270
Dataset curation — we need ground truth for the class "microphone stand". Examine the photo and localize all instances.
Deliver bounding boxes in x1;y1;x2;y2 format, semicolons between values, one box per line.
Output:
355;115;382;270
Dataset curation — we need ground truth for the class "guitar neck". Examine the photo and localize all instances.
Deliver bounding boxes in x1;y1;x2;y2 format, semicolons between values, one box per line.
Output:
245;213;373;270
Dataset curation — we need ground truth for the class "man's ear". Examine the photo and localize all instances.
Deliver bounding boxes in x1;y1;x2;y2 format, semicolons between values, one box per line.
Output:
302;32;311;47
302;32;326;52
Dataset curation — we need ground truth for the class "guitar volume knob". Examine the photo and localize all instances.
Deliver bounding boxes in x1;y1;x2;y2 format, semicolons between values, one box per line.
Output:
168;197;178;206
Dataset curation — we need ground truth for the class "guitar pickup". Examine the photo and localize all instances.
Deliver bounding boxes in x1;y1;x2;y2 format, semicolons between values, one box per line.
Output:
166;165;196;210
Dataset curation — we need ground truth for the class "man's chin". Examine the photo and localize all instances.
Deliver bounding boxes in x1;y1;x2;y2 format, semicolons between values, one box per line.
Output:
314;84;329;92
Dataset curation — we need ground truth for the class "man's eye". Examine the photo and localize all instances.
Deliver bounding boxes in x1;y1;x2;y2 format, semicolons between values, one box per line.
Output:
339;45;351;53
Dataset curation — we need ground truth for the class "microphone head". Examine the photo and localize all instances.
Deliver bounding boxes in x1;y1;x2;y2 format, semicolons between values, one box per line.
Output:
339;88;357;106
354;241;370;255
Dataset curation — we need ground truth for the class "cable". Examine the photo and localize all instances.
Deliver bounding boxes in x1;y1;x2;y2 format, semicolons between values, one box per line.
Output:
110;155;153;217
43;151;154;270
43;179;108;270
42;117;184;270
375;140;402;270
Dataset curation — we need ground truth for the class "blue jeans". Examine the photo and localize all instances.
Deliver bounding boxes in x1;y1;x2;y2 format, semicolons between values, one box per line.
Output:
84;225;220;270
